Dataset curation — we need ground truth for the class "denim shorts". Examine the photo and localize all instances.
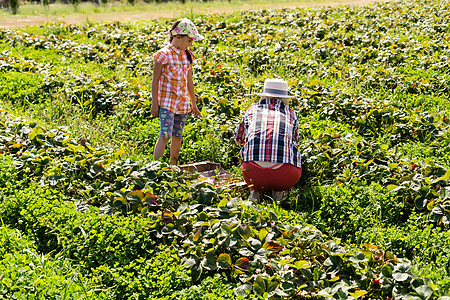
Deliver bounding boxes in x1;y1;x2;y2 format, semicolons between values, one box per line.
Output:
159;107;188;138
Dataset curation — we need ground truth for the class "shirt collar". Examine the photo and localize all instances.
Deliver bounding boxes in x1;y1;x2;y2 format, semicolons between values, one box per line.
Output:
168;43;183;55
258;98;285;106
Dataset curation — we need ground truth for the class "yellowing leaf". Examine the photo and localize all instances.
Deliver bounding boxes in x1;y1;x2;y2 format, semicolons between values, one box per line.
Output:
294;260;311;269
193;227;202;242
258;228;269;242
115;149;125;159
349;290;368;298
263;241;283;253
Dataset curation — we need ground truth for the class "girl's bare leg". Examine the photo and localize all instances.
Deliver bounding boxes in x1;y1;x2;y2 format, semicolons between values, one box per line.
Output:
170;136;182;165
153;136;170;160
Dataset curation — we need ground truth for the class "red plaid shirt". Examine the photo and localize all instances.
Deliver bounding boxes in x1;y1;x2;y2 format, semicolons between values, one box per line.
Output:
153;44;193;114
234;98;302;168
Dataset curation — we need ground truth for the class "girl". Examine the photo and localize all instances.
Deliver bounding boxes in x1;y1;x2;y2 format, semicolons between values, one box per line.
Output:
151;18;203;165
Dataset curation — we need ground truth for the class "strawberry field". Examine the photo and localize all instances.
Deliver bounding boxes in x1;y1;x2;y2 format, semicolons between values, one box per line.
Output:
1;0;450;298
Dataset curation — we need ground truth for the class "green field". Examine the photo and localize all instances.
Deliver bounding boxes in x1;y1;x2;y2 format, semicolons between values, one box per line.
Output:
1;0;450;298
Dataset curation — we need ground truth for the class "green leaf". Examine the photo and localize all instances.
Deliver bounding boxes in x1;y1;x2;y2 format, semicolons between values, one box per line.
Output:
317;287;332;297
439;187;450;200
226;236;238;248
234;283;252;298
29;127;43;140
238;247;254;257
414;285;433;299
221;224;232;235
324;255;343;270
217;253;232;269
309;79;321;86
410;181;421;192
191;262;203;282
392;272;409;282
201;254;217;271
386;184;402;192
430;206;444;223
427;200;435;211
198;187;215;204
253;276;266;295
182;257;197;268
415;197;428;210
267;281;278;293
218;198;228;207
113;197;126;208
434;168;450;183
126;190;144;204
162;223;175;234
247;237;261;251
237;224;252;240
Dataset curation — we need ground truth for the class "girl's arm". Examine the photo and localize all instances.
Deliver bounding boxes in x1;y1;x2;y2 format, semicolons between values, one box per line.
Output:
187;68;201;116
151;61;163;117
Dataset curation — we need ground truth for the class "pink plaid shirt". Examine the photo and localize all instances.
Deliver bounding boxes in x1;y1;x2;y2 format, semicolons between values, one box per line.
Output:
153;44;193;114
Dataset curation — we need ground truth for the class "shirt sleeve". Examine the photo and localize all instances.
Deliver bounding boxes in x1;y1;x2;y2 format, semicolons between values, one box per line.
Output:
234;117;246;145
292;110;299;141
153;49;168;65
293;118;299;141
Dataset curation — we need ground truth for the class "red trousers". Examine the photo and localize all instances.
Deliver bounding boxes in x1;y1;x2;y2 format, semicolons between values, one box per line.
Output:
241;161;302;192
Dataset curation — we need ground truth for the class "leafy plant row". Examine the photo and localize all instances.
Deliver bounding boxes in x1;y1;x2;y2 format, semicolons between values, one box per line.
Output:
2;0;450;116
1;146;448;299
2;70;450;229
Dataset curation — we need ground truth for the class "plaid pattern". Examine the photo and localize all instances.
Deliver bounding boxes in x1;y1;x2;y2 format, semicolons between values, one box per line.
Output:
234;98;301;168
153;44;193;114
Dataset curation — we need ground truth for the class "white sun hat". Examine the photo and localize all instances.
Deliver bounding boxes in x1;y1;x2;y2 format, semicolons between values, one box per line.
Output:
255;79;295;98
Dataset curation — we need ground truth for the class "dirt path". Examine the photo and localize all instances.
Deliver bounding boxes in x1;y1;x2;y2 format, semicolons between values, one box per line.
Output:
0;0;387;28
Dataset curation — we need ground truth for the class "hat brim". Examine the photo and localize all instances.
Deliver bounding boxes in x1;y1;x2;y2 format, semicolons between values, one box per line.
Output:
190;34;205;41
255;92;295;99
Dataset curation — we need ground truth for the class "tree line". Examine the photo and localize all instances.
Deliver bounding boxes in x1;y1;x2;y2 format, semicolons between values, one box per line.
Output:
1;0;222;15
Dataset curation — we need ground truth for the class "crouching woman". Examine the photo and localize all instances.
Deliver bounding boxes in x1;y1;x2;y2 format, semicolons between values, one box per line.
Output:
234;79;302;201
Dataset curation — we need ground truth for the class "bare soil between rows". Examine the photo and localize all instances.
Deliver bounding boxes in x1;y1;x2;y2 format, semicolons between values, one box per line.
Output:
0;0;387;28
